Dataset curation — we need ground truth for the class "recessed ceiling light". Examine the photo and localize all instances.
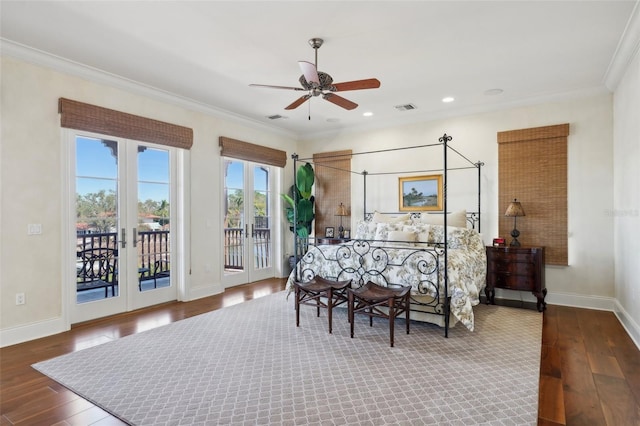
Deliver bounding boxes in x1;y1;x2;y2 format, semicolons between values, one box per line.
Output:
442;97;455;103
363;112;373;117
484;88;504;96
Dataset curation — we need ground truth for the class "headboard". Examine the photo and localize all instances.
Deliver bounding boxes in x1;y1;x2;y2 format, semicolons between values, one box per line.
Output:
363;211;480;230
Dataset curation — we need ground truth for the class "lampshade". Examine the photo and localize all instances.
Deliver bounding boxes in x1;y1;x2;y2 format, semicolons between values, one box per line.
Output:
335;203;348;216
505;199;525;217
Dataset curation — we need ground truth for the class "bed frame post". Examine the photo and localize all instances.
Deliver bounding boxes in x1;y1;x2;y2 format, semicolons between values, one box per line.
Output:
440;133;452;338
292;153;299;281
476;161;484;233
362;170;368;220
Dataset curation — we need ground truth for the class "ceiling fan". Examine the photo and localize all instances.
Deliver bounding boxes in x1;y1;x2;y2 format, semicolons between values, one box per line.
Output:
250;38;381;111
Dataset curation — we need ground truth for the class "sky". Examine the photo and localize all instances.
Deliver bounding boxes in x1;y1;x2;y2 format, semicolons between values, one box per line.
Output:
76;137;269;207
76;136;170;202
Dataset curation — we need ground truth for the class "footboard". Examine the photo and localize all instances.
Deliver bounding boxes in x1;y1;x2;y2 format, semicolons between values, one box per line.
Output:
290;240;453;334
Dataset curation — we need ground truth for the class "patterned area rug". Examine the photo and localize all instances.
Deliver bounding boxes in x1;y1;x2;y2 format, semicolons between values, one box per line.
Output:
33;292;542;425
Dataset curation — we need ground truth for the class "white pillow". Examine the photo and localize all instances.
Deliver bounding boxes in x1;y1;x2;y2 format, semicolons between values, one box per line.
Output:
354;220;378;240
388;230;417;242
372;211;411;224
403;224;433;243
415;210;467;228
373;222;406;241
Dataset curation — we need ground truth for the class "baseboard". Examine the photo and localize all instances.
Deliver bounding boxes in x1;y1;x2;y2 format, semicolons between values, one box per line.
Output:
0;316;68;348
185;284;223;302
613;301;640;351
545;291;615;311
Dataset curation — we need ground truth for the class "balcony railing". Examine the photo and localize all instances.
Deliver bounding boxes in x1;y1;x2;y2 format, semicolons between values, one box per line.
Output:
223;227;271;270
77;226;271;279
76;231;170;282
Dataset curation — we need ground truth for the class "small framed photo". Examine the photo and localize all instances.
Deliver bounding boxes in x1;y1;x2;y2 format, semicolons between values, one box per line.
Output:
325;227;335;238
343;230;351;239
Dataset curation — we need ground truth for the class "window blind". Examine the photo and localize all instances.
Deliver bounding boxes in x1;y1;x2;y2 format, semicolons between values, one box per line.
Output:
219;136;287;168
313;150;353;236
58;98;193;149
498;123;569;265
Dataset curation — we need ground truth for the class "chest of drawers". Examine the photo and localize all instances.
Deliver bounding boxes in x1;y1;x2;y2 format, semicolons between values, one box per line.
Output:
485;246;546;311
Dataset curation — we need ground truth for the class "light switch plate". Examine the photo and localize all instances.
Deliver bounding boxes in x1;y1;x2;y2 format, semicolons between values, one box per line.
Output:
27;224;42;235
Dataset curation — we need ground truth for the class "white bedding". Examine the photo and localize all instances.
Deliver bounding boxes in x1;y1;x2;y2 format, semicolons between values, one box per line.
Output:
286;225;487;331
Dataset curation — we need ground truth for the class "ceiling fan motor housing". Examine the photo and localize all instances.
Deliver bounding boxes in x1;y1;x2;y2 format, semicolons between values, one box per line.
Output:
298;72;335;93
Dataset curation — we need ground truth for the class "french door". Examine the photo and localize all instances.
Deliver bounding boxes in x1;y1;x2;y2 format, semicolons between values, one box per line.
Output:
221;159;275;287
68;131;178;323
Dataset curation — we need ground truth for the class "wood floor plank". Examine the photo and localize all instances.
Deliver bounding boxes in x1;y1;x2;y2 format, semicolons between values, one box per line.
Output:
594;373;640;426
538;375;565;424
542;304;558;347
14;397;96;426
2;386;80;424
578;309;614;357
563;389;608;426
540;344;562;378
587;352;625;379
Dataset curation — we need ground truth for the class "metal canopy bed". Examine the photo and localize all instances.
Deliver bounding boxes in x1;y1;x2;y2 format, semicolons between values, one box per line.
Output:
288;134;486;337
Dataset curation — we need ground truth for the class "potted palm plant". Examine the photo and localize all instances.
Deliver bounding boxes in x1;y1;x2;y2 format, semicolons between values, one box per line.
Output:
282;162;315;267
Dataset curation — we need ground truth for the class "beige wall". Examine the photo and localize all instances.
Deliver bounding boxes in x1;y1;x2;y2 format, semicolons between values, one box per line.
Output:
0;56;296;345
613;45;640;345
299;94;616;308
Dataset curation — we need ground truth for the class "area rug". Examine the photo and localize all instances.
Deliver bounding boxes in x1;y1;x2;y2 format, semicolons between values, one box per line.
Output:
33;292;542;425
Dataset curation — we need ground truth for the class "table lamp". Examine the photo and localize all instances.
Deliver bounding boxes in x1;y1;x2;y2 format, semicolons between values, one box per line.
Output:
505;199;525;247
335;203;348;238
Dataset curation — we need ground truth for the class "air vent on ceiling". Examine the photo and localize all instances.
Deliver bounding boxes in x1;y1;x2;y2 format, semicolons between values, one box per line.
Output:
267;114;287;120
394;103;417;111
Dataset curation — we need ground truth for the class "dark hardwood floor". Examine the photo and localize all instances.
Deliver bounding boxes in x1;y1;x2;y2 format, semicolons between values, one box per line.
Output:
1;278;639;425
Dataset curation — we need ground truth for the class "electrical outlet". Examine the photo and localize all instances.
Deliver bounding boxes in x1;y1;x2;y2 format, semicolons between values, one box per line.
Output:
16;293;25;305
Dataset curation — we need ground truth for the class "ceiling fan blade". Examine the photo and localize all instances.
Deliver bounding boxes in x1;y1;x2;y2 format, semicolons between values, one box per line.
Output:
298;61;320;86
322;93;358;110
332;78;381;92
285;95;312;110
249;84;305;91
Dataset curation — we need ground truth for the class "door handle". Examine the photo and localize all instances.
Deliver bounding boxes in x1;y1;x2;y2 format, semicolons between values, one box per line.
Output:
132;228;138;248
121;228;126;249
245;224;249;239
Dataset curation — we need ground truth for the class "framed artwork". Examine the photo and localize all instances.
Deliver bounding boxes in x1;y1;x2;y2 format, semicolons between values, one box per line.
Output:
398;174;443;211
325;227;335;238
343;230;351;239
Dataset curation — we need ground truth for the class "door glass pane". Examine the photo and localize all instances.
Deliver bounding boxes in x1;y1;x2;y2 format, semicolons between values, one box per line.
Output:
75;137;119;303
137;146;171;292
224;160;245;273
253;166;271;269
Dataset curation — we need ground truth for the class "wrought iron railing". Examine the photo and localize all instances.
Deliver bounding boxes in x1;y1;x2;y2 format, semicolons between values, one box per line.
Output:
77;226;271;277
223;227;271;270
76;231;170;281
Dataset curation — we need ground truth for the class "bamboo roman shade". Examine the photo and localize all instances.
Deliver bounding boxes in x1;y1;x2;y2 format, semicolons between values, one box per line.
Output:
313;150;353;236
58;98;193;149
219;137;287;168
498;123;569;265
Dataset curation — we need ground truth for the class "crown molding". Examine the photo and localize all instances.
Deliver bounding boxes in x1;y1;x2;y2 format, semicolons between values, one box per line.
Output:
0;38;296;140
604;1;640;91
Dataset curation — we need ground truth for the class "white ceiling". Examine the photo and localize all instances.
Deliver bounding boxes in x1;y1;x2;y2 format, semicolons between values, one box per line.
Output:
1;1;637;139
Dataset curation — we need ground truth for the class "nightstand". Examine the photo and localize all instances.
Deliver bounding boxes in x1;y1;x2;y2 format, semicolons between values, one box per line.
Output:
485;246;546;312
315;238;350;245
